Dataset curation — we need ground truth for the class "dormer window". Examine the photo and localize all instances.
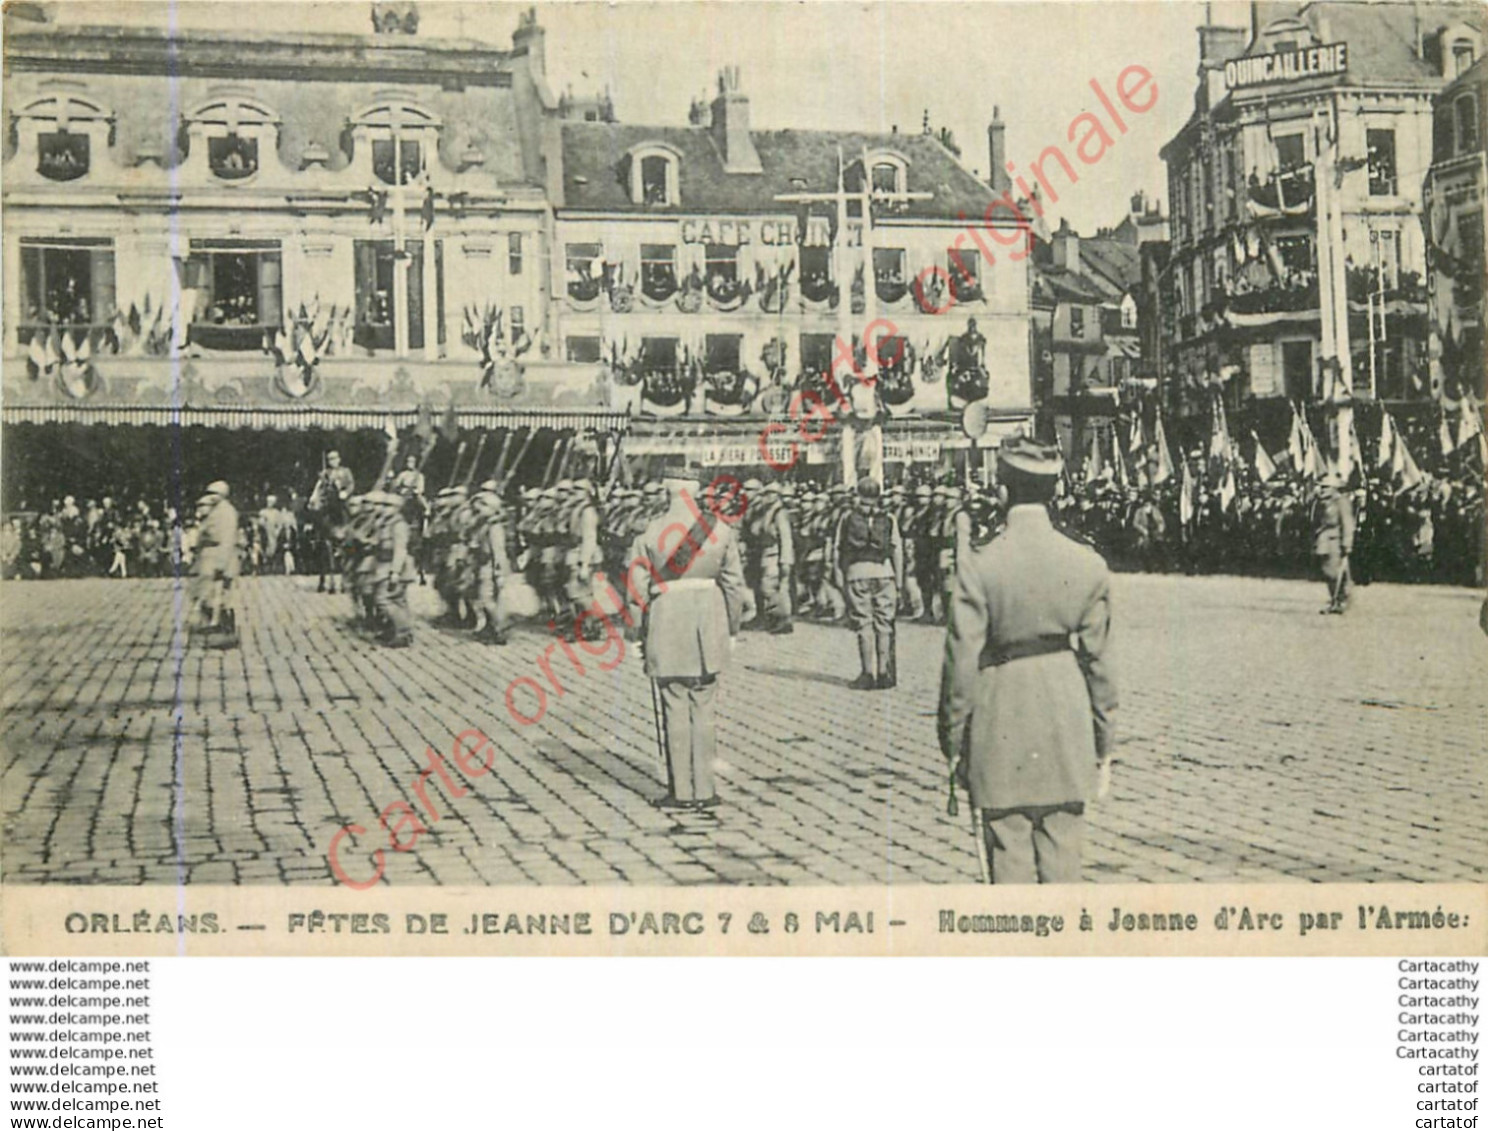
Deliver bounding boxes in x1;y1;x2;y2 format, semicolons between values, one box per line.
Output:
1438;25;1483;78
863;151;910;203
209;135;258;179
184;96;277;182
373;138;422;185
351;101;440;189
38;132;90;181
16;93;112;183
626;143;681;206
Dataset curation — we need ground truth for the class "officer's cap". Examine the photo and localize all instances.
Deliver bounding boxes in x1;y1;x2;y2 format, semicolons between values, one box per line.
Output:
997;435;1063;479
478;479;499;493
914;485;931;498
205;480;230;498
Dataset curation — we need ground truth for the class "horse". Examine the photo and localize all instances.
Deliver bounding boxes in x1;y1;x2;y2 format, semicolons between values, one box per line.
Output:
308;474;350;594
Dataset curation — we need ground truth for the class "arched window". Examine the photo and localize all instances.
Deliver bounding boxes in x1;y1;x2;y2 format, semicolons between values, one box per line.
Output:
1456;92;1480;156
184;96;278;181
863;151;910;202
626;143;680;206
15;92;113;181
352;101;441;186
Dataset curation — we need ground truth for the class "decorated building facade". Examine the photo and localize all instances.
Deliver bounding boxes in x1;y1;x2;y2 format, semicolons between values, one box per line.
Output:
542;70;1034;478
1;6;622;503
1158;1;1484;422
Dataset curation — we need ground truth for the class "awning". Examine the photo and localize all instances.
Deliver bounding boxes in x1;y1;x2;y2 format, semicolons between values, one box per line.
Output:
0;404;632;431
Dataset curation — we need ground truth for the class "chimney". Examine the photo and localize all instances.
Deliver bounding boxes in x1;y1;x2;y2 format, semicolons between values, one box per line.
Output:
512;6;545;75
1053;219;1080;273
710;67;762;175
987;107;1010;193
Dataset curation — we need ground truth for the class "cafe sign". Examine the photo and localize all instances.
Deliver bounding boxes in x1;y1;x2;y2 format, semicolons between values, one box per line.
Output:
679;217;861;248
1225;43;1347;89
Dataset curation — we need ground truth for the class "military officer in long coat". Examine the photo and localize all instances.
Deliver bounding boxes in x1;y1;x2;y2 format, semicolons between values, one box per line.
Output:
1312;474;1355;614
626;470;746;810
938;436;1118;883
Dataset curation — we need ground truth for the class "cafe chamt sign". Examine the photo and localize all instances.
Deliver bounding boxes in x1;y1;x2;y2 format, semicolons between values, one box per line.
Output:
1225;42;1348;89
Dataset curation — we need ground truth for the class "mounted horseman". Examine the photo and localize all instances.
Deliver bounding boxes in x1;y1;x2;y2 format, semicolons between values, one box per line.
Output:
308;449;356;594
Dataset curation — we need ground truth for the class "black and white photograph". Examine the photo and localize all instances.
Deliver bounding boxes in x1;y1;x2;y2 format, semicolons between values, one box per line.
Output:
2;0;1485;907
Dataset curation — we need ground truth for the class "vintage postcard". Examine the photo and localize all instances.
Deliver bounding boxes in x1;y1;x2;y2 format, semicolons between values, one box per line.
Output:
1;0;1484;957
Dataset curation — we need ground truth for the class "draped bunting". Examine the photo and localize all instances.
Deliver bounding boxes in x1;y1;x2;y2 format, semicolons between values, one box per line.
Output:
0;404;631;432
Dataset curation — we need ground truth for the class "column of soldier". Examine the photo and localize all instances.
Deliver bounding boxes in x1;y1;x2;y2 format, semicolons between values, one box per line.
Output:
322;453;1012;651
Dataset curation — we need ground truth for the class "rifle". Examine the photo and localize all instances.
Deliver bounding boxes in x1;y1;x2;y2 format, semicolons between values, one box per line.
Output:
444;440;469;491
461;432;490;489
539;434;566;487
503;427;540;486
372;428;401;492
488;428;517;488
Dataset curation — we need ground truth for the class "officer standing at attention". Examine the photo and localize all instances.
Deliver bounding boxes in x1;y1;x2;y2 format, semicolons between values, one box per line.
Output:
833;478;904;690
191;480;241;641
938;436;1117;883
1312;473;1355;614
626;469;746;810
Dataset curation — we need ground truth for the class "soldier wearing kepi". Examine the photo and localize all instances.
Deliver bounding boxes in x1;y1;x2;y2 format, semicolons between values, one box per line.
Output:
1312;472;1355;614
190;480;240;642
626;469;747;810
938;436;1118;884
833;478;904;690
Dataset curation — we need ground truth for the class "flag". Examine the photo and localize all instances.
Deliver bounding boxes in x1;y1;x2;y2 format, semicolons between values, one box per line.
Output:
60;331;78;364
1128;414;1145;454
44;326;63;371
1390;423;1425;492
1288;403;1307;471
1218;463;1236;512
296;328;319;369
1347;413;1365;479
1152;410;1175;486
27;330;48;374
1439;411;1458;456
1180;459;1196;527
74;332;92;365
1377;411;1398;471
1251;430;1276;483
274;327;291;362
1460;400;1487;464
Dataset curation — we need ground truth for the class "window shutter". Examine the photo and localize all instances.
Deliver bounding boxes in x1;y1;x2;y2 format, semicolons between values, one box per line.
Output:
258;252;283;327
22;246;43;323
406;239;424;351
354;240;377;348
434;240;446;350
90;248;116;326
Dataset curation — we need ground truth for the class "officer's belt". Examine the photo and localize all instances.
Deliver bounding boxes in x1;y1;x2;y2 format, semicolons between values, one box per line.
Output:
979;634;1072;669
662;578;717;592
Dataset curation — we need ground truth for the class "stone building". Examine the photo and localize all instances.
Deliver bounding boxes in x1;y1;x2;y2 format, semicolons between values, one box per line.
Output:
1158;1;1484;421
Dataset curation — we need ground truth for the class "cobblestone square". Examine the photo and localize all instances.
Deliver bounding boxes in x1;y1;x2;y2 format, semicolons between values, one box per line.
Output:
1;572;1484;886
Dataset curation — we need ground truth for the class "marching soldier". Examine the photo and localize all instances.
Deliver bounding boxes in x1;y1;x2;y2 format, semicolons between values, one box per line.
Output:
190;480;240;643
428;485;468;626
366;491;415;647
626;469;747;810
753;481;795;633
391;453;428;584
469;479;511;645
564;478;602;637
938;436;1117;884
832;478;904;690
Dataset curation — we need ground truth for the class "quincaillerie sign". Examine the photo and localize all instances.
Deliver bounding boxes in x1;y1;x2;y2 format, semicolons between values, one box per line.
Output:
1225;43;1348;89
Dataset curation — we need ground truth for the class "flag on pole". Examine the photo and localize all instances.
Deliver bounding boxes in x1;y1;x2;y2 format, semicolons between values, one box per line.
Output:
1152;409;1175;485
27;330;48;374
296;327;319;369
75;331;92;365
44;326;64;371
1439;410;1458;456
1218;463;1237;512
1180;458;1196;527
1347;412;1365;479
1377;411;1398;470
1128;414;1145;454
1251;430;1276;483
